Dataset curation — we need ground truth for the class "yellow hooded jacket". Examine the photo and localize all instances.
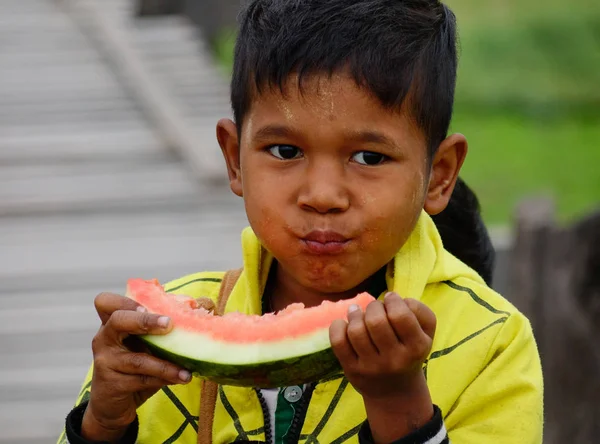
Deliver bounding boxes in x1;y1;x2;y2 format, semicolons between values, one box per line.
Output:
61;213;543;443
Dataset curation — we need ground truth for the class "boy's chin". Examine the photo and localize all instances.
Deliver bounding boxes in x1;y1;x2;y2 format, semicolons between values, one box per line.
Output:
298;273;366;296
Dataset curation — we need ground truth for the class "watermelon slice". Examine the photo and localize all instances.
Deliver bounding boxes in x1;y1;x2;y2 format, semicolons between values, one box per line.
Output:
125;278;375;388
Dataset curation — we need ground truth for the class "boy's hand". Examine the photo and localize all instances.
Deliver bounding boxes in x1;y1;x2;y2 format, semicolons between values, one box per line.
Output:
81;292;192;442
329;292;436;443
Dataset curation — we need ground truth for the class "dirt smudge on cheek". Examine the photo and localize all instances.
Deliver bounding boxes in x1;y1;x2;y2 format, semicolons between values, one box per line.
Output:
360;191;378;207
241;113;256;148
410;167;427;213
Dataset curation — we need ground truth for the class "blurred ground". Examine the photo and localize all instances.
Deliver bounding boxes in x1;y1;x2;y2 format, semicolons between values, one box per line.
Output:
0;1;247;442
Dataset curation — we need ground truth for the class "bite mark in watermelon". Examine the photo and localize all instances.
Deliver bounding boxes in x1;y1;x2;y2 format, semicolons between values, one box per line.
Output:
125;278;375;388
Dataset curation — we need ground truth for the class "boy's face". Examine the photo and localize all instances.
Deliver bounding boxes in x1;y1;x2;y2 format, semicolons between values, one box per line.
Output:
218;74;464;294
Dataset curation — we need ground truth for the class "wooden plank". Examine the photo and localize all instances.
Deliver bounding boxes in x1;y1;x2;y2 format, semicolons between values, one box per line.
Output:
0;108;145;127
0;160;191;179
0;198;247;288
0;14;74;29
0;204;245;244
1;330;97;356
0;119;154;138
0;305;97;335
0;0;59;14
0;263;238;294
0;26;83;39
0;74;123;94
0;87;132;105
0;50;100;66
0;80;124;97
0;33;90;52
131;20;197;43
0;348;92;371
0;366;91;398
145;58;224;80
2;379;87;404
0;63;123;81
140;62;230;87
0;130;166;163
0;289;109;311
0;162;203;215
2;437;54;444
187;106;233;120
0;96;137;115
0;399;77;441
169;81;231;98
0;219;246;280
135;41;220;60
0;207;246;291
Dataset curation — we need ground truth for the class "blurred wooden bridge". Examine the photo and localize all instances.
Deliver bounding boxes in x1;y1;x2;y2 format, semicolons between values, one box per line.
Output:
0;0;248;442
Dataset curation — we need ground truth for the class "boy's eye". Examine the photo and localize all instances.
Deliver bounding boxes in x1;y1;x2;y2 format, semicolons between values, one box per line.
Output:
352;151;387;165
267;145;303;160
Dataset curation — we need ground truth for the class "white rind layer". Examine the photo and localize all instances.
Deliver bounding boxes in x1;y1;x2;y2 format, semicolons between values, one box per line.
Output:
144;327;332;365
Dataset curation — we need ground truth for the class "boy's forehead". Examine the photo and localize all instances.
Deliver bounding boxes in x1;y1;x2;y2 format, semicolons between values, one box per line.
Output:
260;72;356;119
243;73;424;147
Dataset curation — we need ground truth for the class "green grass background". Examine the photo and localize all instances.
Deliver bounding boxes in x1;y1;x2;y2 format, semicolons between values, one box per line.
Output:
213;0;600;224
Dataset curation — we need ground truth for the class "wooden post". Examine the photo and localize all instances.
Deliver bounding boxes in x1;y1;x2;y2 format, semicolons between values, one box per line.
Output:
508;197;556;335
182;0;242;44
541;210;600;444
509;198;600;443
136;0;184;16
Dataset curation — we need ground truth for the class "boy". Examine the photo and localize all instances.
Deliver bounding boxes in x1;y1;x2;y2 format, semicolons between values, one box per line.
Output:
61;0;543;443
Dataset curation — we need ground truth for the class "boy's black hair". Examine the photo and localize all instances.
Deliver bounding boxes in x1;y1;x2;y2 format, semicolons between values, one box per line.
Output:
231;0;457;157
231;0;496;285
432;178;496;286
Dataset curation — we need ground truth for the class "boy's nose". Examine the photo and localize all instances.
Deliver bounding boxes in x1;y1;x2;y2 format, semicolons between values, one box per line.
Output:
297;163;350;214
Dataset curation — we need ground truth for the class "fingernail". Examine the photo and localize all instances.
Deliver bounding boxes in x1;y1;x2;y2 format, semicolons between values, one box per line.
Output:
384;292;395;299
348;304;359;313
179;370;191;382
157;316;170;328
136;306;147;313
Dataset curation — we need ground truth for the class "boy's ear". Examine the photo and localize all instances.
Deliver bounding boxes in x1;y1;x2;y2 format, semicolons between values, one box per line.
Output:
424;133;468;216
216;118;243;197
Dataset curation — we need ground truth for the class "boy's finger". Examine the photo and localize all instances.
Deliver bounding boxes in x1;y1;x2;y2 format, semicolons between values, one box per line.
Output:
122;335;151;354
383;293;421;345
363;300;398;353
345;306;378;359
405;298;437;340
329;319;357;364
95;292;142;325
119;374;180;393
117;353;192;385
104;310;173;343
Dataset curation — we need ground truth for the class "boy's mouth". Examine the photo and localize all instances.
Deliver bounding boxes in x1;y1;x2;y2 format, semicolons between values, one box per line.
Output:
301;230;351;255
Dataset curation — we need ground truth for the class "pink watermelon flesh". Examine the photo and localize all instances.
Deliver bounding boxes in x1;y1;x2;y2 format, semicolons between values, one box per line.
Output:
126;278;375;387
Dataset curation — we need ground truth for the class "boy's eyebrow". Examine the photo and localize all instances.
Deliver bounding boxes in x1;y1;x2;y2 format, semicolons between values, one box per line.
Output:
253;124;298;141
345;130;398;149
253;125;400;150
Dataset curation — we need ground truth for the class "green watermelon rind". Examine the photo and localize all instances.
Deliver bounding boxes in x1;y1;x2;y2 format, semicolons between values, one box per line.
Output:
141;336;342;388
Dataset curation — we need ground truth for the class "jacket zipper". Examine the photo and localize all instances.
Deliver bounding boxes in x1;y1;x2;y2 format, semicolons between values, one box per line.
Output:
254;383;316;444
